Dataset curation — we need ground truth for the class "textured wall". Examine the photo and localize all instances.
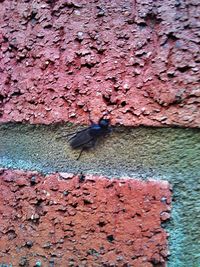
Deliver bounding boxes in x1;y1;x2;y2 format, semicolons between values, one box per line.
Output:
0;170;171;267
0;0;199;266
0;0;199;126
1;124;200;266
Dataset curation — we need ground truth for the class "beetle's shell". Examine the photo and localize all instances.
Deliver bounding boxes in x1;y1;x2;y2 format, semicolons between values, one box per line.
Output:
69;119;111;150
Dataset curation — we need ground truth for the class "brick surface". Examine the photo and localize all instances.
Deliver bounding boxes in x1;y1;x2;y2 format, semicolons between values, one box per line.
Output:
0;0;199;126
0;169;171;267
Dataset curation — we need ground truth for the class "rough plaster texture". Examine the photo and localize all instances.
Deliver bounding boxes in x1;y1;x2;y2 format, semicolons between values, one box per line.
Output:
0;0;200;126
0;169;171;267
0;0;200;266
1;124;200;266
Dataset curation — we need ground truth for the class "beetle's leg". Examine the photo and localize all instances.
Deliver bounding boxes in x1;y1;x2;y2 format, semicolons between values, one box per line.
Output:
75;138;97;160
76;148;84;160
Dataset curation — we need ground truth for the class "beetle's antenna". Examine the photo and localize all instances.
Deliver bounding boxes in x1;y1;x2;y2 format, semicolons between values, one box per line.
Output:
108;105;119;115
99;105;118;120
87;104;118;123
56;132;74;140
84;103;94;125
88;111;94;125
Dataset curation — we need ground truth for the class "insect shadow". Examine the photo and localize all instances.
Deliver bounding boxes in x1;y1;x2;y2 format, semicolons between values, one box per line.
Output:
58;113;112;160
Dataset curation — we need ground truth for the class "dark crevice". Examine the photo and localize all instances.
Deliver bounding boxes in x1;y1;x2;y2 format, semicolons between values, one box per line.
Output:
167;32;178;42
0;94;4;102
167;73;175;78
10;91;23;98
121;101;127;107
98;221;106;227
102;94;116;106
177;66;191;73
107;234;114;243
144;13;162;28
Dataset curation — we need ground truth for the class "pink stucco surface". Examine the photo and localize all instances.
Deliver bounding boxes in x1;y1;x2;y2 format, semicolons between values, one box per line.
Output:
0;0;199;126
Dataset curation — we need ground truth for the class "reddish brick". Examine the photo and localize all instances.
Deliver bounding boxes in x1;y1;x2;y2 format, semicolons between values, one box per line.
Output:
0;1;199;127
0;169;171;266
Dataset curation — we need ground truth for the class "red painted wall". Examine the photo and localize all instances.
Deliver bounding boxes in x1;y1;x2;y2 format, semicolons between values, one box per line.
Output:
0;170;171;266
0;0;199;126
3;0;199;265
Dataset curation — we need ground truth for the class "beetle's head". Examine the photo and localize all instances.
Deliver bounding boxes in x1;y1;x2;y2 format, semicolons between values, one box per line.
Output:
99;118;110;128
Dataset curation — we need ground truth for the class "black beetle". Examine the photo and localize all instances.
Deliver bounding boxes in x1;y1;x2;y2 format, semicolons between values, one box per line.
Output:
68;115;112;160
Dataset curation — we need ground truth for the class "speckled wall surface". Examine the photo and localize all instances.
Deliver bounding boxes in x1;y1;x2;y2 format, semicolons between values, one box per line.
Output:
0;0;200;266
0;0;199;126
0;170;171;267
